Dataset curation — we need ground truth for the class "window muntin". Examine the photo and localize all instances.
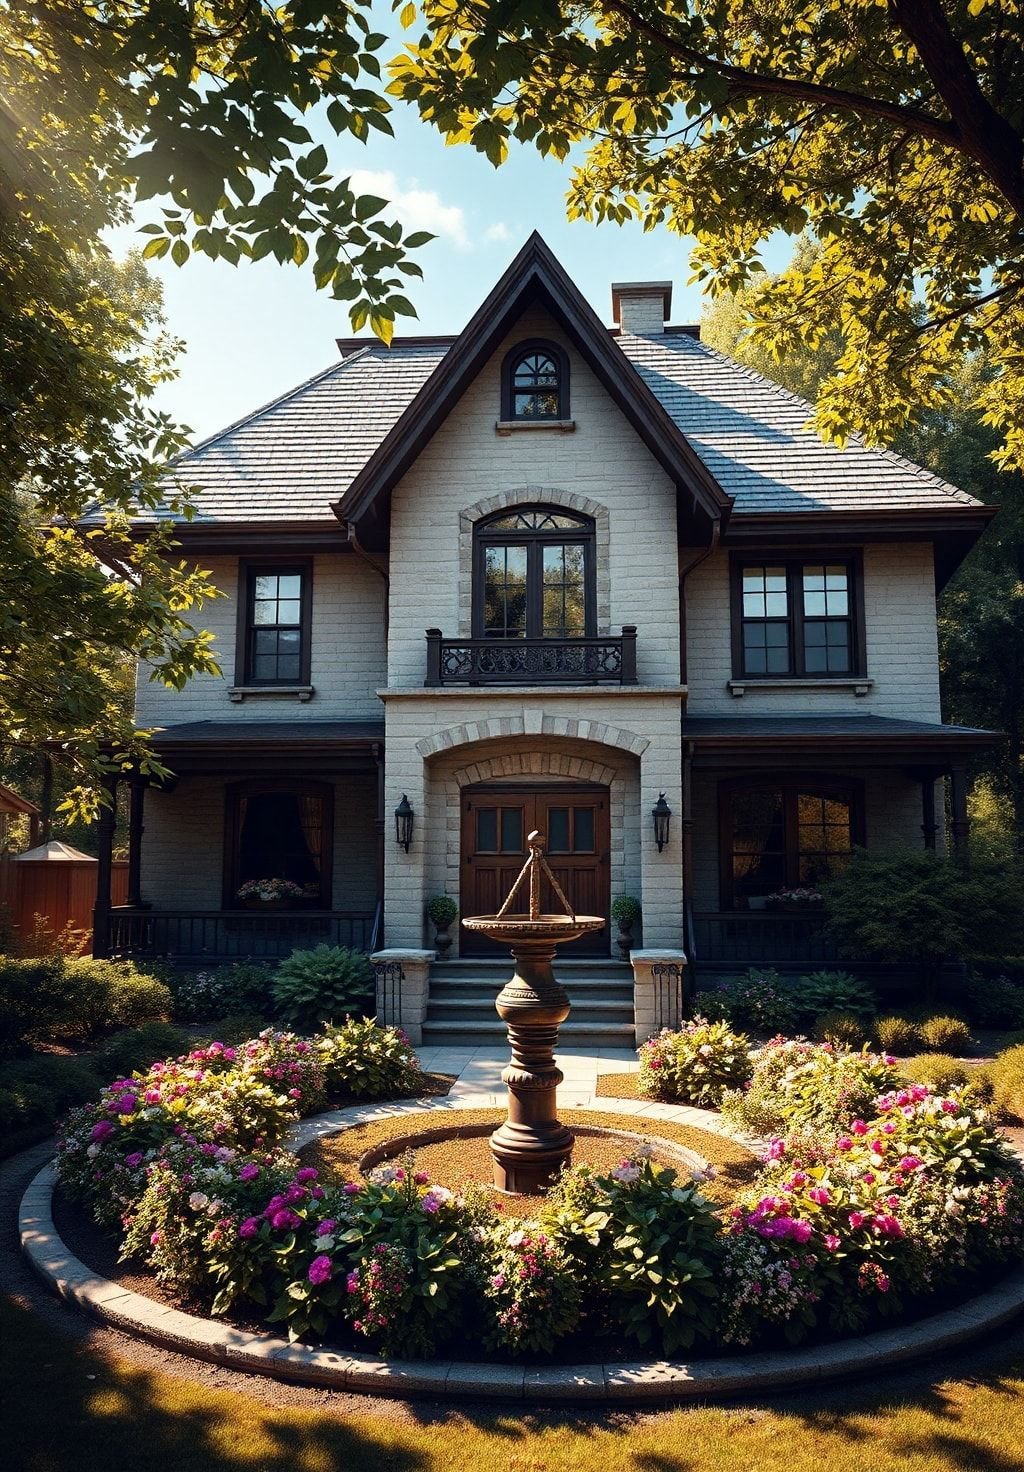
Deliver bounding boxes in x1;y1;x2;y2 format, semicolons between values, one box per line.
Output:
722;778;858;909
735;558;859;678
474;505;595;640
500;340;569;420
475;805;525;854
243;565;309;684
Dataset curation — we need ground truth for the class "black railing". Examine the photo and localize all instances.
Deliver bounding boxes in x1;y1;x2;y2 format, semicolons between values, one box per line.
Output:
692;911;838;968
425;627;637;686
107;908;376;963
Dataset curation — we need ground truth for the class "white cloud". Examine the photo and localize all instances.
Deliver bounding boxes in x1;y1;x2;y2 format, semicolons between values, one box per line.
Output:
484;222;510;243
348;169;469;252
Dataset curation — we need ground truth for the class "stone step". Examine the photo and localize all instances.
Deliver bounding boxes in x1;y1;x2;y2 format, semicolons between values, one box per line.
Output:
427;997;635;1024
431;958;631;980
429;976;633;1000
421;1019;636;1048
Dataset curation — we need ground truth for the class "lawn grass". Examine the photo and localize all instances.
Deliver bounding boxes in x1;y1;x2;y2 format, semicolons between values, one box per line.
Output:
5;1294;1024;1472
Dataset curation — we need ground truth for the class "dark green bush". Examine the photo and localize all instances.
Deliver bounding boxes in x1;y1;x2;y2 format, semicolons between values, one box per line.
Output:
271;945;373;1032
0;955;76;1056
788;970;877;1026
825;847;1024;974
160;962;277;1022
91;1022;190;1080
918;1014;972;1053
53;958;171;1041
0;1055;101;1154
426;895;458;927
198;1011;272;1045
960;974;1024;1030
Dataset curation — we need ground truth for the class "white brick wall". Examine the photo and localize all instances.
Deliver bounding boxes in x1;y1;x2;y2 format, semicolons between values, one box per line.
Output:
135;552;386;727
685;542;941;719
386;306;682;690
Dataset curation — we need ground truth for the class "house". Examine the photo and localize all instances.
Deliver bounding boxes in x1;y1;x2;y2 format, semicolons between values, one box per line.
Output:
92;234;998;1044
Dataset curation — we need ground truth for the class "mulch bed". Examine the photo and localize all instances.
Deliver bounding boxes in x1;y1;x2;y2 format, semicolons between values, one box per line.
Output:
301;1106;759;1210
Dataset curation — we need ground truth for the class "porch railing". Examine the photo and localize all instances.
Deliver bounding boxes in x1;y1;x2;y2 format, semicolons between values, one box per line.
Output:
107;908;376;963
425;626;637;686
692;911;838;968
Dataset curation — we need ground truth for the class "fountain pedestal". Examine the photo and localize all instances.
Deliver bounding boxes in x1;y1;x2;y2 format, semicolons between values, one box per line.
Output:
462;832;604;1193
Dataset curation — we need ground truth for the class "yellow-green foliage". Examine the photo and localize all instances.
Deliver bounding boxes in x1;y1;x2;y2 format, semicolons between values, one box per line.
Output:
990;1044;1024;1123
919;1015;972;1053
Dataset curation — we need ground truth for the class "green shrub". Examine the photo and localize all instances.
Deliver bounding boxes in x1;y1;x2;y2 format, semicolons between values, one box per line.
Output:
721;1039;903;1138
46;958;171;1042
0;954;76;1056
901;1053;971;1093
162;962;277;1022
316;1016;422;1099
874;1015;922;1055
960;974;1024;1030
824;847;1024;975
270;946;373;1032
92;1022;191;1080
788;970;877;1025
918;1014;972;1053
426;895;458;927
610;895;642;926
989;1043;1024;1122
0;1055;101;1153
697;969;797;1035
812;1010;866;1048
638;1017;752;1107
199;1011;272;1046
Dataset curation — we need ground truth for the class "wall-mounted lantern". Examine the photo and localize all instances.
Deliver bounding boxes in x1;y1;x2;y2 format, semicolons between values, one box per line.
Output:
652;793;672;852
394;794;414;852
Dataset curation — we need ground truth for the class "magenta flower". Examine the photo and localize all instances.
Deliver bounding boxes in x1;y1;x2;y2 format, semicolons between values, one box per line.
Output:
343;1181;361;1196
89;1120;113;1143
899;1155;923;1172
239;1163;260;1182
824;1233;841;1252
271;1208;302;1231
766;1137;786;1160
150;1231;162;1246
239;1217;260;1239
851;1120;868;1136
836;1136;853;1151
849;1212;866;1229
295;1167;318;1183
115;1093;137;1114
873;1214;905;1239
316;1219;336;1236
308;1254;333;1286
346;1271;360;1294
808;1187;830;1205
124;1152;144;1169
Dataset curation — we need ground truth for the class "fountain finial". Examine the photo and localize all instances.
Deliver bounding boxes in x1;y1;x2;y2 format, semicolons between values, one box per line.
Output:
494;829;576;922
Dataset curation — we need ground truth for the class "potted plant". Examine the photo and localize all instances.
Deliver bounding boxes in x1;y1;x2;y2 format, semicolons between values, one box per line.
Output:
236;877;305;910
610;895;642;960
427;894;458;959
765;887;825;912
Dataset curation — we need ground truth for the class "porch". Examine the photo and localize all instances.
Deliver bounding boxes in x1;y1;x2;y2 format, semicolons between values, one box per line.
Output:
92;720;386;963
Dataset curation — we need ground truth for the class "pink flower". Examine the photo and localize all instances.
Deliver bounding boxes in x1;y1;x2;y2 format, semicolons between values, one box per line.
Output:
343;1181;361;1196
808;1187;830;1206
124;1152;144;1169
239;1163;260;1182
766;1138;786;1160
899;1156;923;1172
89;1120;113;1143
877;1273;891;1293
308;1255;333;1286
851;1120;869;1136
288;1089;302;1100
414;1171;430;1185
873;1214;905;1239
788;1218;813;1244
824;1234;841;1252
239;1217;260;1239
836;1136;853;1151
150;1231;162;1245
346;1271;359;1294
849;1212;865;1229
144;1089;162;1104
295;1167;318;1183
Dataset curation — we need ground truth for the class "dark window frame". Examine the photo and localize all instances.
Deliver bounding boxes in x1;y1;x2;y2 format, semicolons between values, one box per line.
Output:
472;504;597;640
729;552;866;679
222;778;334;909
500;339;570;421
717;773;865;910
235;558;313;686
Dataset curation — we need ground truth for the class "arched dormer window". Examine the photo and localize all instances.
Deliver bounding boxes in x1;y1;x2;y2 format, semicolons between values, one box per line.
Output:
473;505;595;639
500;340;569;421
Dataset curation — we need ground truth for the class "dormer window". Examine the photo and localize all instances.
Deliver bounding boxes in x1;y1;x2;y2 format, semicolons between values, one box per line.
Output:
501;340;569;421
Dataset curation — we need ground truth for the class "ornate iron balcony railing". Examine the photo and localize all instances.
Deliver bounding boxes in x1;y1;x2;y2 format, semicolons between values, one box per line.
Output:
424;627;638;686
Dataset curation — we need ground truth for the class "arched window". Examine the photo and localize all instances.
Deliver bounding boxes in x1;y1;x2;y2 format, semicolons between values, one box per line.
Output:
719;775;864;909
473;505;595;640
500;340;569;421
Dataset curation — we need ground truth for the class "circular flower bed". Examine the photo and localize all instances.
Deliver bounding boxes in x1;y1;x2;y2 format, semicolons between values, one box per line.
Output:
51;1021;1024;1364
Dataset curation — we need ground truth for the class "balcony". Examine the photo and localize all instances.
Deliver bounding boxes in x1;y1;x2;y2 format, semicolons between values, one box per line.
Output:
425;626;637;687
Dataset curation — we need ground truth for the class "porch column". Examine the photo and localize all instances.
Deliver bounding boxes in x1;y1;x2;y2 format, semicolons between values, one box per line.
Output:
125;777;148;908
373;742;385;948
681;741;696;959
92;774;118;958
950;764;971;860
918;768;939;851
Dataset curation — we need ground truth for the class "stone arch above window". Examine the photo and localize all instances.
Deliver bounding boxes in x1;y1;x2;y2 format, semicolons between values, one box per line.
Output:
416;715;649;760
457;489;611;637
500;339;569;421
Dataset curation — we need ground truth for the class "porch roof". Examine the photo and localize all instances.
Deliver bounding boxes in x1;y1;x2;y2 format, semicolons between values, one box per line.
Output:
148;720;385;776
683;714;1000;768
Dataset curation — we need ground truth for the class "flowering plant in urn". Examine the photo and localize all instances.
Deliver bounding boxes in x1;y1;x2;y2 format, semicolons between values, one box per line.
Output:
236;877;305;904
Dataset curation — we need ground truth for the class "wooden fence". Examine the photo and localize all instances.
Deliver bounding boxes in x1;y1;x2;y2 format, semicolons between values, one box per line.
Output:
0;851;128;954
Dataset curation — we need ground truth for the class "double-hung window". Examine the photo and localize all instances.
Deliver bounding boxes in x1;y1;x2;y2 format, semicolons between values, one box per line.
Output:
732;557;863;678
238;562;312;685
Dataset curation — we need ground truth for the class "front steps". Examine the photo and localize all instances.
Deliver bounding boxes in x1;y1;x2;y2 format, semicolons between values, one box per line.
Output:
421;958;636;1049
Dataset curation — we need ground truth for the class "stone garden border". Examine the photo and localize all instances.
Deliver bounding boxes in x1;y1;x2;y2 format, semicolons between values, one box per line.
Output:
20;1095;1024;1404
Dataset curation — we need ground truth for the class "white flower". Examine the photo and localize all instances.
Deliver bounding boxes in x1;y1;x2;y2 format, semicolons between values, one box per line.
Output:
86;1144;100;1160
698;1044;714;1057
316;1235;335;1252
610;1164;640;1184
507;1229;525;1247
188;1191;209;1210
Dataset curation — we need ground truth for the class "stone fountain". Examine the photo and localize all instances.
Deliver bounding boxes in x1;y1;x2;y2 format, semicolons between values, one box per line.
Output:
462;831;605;1193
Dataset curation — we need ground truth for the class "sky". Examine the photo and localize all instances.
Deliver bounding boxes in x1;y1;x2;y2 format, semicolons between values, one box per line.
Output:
106;38;794;446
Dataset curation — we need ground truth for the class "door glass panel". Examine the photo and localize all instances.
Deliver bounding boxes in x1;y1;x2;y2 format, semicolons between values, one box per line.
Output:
548;807;570;852
482;545;528;638
476;808;498;852
500;808;523;853
573;807;595;852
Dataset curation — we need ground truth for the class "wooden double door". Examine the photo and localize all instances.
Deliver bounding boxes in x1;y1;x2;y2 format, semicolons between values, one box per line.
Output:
460;784;610;956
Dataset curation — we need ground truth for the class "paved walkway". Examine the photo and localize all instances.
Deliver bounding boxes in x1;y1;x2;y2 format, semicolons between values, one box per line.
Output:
416;1045;639;1107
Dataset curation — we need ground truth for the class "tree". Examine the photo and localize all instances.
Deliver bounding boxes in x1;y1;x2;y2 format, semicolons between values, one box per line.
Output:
1;0;432;814
393;0;1024;470
703;249;1024;848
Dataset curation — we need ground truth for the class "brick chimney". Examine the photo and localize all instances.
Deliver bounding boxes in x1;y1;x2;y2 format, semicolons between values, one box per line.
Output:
611;280;672;335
